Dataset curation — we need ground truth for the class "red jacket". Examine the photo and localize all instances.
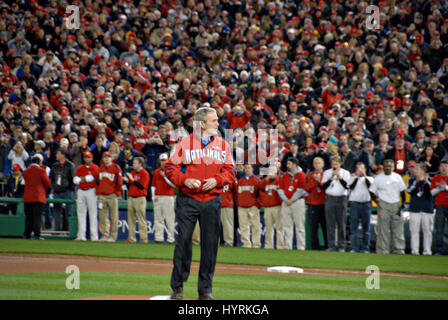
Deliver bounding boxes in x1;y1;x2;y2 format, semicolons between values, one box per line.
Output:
278;170;306;200
152;168;175;196
430;174;448;206
221;182;235;208
23;164;51;203
227;110;251;129
303;170;326;205
128;168;150;197
259;175;282;207
74;163;100;190
165;132;236;202
97;163;123;196
237;175;261;208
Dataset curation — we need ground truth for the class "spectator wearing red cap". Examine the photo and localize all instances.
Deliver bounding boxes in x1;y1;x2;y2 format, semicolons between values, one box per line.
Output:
124;156;150;244
151;153;176;244
73;151;100;241
97;152;123;242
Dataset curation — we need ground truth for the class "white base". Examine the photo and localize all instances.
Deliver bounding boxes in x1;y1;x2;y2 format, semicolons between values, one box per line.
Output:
149;295;172;300
267;266;304;274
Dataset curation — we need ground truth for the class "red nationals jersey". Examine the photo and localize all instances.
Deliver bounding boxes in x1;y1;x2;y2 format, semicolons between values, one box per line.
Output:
128;168;150;197
165;132;236;202
237;175;261;208
221;182;235;208
259;175;282;207
97;163;123;196
430;174;448;206
279;170;306;199
74;163;100;190
130;133;150;153
151;168;175;196
303;170;326;205
23;164;51;203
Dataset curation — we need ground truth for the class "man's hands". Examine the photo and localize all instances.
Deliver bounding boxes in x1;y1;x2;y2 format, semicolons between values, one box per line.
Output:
184;178;217;191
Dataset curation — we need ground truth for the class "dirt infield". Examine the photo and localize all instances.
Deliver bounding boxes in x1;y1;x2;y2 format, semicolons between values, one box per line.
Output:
1;253;447;280
1;253;447;300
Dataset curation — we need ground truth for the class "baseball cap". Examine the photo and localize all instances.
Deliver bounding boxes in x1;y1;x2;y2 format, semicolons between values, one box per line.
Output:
103;151;113;158
83;151;93;158
12;164;22;171
159;153;168;161
34;140;46;149
408;160;417;168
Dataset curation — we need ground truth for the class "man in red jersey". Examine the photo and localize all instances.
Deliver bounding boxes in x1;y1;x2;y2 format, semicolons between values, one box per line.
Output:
97;152;123;242
303;157;328;250
73;151;100;241
259;168;283;250
220;180;236;247
151;153;176;243
430;159;448;255
124;156;150;244
237;163;261;249
23;155;51;240
278;157;307;250
165;107;236;300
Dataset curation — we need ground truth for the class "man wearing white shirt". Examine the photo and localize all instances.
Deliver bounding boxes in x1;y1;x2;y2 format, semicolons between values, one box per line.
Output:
369;159;406;254
348;163;374;253
322;156;351;252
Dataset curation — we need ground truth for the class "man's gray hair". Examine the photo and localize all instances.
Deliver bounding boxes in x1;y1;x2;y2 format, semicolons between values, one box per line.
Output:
194;107;216;122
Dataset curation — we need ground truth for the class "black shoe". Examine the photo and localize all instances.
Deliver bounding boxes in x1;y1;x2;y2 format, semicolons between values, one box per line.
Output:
170;287;183;300
198;293;214;300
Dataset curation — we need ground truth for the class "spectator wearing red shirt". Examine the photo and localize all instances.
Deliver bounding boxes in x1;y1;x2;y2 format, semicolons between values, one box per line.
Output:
303;156;328;250
124;156;150;244
320;80;343;112
278;157;307;250
221;181;236;247
236;164;261;248
151;153;176;244
259;172;283;249
430;160;448;255
73;151;100;241
227;103;251;129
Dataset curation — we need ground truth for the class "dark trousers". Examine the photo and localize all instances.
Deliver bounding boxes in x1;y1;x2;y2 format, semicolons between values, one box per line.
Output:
171;191;221;295
53;191;74;231
434;205;448;254
309;204;328;250
24;202;44;238
325;195;348;250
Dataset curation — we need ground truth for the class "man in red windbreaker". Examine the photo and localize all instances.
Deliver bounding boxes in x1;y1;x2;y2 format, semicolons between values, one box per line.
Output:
237;163;261;249
165;107;236;300
430;159;448;255
23;155;51;240
97;151;123;242
259;171;283;249
221;181;236;247
278;157;307;250
73;151;100;241
124;156;150;244
303;156;328;250
151;153;176;244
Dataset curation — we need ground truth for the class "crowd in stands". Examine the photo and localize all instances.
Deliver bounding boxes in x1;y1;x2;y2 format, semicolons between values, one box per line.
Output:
0;0;448;254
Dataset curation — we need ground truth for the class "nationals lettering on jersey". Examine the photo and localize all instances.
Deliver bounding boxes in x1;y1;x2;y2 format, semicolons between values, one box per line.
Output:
185;148;227;163
238;185;255;193
99;172;117;181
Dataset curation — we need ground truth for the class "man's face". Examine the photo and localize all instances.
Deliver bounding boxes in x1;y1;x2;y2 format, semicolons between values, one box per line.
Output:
84;156;93;165
383;161;393;175
286;160;297;172
313;158;324;171
244;164;253;176
202;111;219;136
103;156;112;166
440;163;448;176
331;160;341;170
133;159;141;171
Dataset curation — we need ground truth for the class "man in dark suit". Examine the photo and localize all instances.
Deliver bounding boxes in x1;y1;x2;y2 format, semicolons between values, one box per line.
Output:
23;155;51;240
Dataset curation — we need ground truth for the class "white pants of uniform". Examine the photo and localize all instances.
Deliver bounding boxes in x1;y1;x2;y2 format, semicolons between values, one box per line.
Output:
153;195;175;243
221;207;234;246
282;199;306;250
409;212;434;255
264;206;283;249
238;206;261;248
76;188;98;241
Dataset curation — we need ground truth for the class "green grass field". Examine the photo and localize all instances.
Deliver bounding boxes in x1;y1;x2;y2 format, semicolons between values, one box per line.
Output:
1;238;447;300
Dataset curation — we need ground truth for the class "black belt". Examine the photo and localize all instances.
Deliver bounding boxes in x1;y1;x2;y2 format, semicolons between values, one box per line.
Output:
80;187;95;191
129;196;145;198
351;201;371;204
